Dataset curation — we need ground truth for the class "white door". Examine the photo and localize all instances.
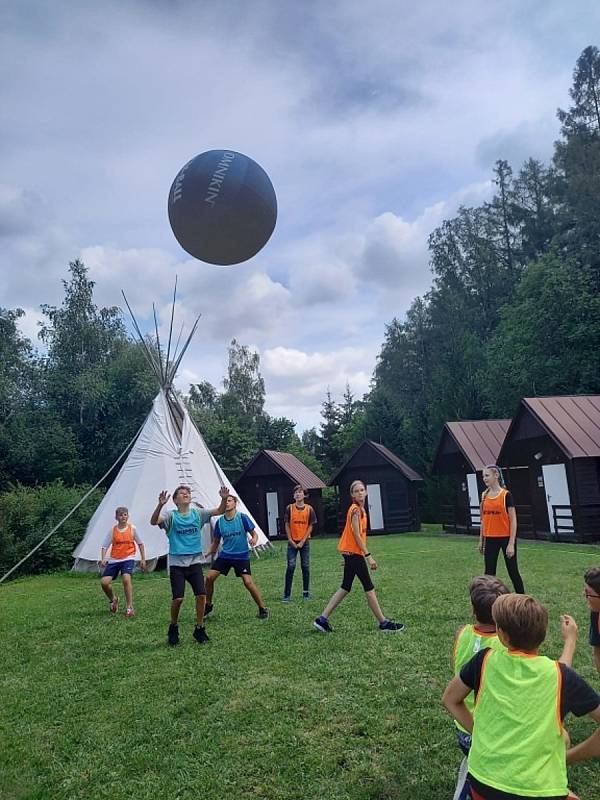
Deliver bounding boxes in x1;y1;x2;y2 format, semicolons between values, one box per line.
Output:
265;492;279;538
542;463;573;533
467;473;480;527
366;484;384;530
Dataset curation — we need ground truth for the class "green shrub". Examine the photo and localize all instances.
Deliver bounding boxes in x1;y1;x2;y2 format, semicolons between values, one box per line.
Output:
0;481;104;578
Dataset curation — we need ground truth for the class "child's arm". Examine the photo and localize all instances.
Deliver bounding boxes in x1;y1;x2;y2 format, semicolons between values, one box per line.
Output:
99;531;112;566
99;544;111;566
137;542;146;571
245;516;258;549
150;491;169;525
205;486;229;518
351;511;377;570
285;508;297;549
204;521;221;559
566;705;600;763
558;614;578;667
478;492;486;554
442;676;474;733
506;506;517;558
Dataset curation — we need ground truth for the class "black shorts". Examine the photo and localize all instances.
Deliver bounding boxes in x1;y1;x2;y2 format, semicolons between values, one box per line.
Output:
169;562;205;599
211;557;251;577
341;553;374;592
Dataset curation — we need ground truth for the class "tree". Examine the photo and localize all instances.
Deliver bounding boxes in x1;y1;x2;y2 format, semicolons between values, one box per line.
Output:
557;46;600;134
222;339;265;422
485;252;600;415
317;389;342;473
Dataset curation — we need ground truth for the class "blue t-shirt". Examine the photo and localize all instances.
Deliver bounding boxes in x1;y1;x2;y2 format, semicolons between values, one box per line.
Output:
160;507;211;556
213;512;254;559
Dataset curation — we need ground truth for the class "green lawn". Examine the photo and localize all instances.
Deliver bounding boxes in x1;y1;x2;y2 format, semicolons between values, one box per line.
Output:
1;533;600;800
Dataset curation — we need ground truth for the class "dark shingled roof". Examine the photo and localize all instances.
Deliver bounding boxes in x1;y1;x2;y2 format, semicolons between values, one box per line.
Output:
261;450;327;489
507;396;600;459
329;440;423;484
441;420;511;472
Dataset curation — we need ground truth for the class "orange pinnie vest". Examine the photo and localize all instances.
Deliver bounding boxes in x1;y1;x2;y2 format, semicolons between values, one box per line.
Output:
481;488;511;538
338;502;367;555
111;523;136;560
288;504;313;542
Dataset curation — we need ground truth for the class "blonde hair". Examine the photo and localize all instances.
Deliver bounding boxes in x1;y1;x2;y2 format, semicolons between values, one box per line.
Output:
492;594;548;650
483;464;505;488
349;480;366;495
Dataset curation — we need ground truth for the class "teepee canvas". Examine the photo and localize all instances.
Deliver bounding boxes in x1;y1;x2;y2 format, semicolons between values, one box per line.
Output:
72;292;269;571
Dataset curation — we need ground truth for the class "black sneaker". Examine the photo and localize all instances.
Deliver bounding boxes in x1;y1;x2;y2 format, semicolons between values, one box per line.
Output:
258;607;269;620
313;616;333;633
379;619;405;633
167;623;180;646
193;625;210;644
204;603;214;618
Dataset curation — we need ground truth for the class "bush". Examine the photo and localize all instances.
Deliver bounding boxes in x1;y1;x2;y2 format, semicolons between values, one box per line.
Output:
0;481;104;579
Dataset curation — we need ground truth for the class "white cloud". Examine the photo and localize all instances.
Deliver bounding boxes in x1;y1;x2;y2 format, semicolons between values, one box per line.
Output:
1;0;595;429
261;345;375;430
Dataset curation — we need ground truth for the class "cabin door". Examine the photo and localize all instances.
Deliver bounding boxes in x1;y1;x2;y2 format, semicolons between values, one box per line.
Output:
366;484;384;530
466;473;480;528
265;491;279;538
542;463;573;534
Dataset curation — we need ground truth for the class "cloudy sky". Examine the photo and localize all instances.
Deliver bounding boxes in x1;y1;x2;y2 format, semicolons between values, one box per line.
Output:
1;1;596;430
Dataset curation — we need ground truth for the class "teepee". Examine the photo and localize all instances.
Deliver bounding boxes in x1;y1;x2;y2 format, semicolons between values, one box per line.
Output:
72;288;270;571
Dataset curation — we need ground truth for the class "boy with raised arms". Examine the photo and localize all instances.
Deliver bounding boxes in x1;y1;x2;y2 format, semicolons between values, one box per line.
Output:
150;484;228;646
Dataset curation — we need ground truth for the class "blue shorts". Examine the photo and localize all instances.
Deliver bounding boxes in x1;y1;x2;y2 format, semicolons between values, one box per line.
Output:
102;560;135;579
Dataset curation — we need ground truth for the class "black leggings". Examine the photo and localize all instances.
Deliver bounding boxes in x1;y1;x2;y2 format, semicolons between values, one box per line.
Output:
341;554;374;592
483;537;525;593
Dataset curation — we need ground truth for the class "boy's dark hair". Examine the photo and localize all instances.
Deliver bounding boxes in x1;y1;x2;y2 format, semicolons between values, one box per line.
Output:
115;506;128;516
173;485;191;501
227;494;238;504
584;566;600;594
492;594;548;651
293;484;305;493
469;575;509;624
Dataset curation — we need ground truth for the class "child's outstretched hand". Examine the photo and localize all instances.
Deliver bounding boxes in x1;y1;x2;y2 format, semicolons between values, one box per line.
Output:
158;490;170;506
560;614;578;641
219;485;229;498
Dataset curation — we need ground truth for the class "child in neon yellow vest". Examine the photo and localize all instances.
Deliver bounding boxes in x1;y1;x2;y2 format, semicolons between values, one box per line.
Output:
451;576;510;800
443;594;600;800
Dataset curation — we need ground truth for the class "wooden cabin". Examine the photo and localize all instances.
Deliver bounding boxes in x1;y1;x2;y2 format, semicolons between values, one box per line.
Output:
235;450;326;539
329;440;423;534
498;396;600;542
432;420;510;534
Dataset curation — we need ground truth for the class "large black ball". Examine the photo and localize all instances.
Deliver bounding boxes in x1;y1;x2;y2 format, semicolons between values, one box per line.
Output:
168;150;277;266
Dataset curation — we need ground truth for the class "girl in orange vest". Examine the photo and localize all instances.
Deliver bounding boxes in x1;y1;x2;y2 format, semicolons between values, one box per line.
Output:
479;466;524;593
314;480;404;633
100;507;146;617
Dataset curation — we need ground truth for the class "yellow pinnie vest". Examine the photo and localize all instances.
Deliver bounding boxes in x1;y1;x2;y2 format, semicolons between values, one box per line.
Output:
468;649;567;797
452;625;504;733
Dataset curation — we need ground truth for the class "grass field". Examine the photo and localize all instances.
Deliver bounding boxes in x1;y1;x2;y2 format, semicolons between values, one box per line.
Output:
1;533;600;800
